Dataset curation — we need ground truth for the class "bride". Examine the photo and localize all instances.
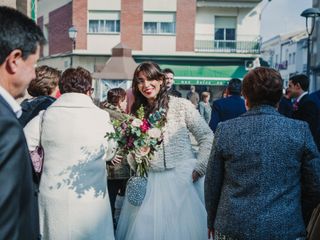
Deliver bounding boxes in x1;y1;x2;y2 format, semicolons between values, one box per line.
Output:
116;62;214;240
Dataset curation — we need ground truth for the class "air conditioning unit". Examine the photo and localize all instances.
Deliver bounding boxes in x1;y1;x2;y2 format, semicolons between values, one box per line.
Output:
245;58;261;70
245;60;254;70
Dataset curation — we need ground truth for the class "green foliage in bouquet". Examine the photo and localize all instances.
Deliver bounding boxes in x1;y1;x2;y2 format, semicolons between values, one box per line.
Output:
105;106;166;177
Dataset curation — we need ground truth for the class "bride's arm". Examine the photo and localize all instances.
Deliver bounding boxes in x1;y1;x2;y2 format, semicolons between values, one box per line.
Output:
184;99;214;177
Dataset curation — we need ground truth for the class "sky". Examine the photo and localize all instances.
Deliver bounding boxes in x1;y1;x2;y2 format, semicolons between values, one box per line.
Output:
260;0;313;42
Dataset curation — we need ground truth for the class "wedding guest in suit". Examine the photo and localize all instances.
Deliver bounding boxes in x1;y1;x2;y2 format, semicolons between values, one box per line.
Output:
278;88;293;117
116;62;213;240
287;74;319;149
205;67;320;240
19;65;61;127
209;78;246;132
0;6;45;240
187;85;200;108
24;67;116;240
162;68;182;97
100;88;131;226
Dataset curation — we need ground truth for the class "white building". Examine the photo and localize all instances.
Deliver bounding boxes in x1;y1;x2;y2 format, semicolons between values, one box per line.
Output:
37;0;263;99
261;30;308;88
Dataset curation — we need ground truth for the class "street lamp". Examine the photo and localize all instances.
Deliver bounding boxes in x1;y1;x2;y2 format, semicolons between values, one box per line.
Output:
68;26;78;67
68;26;77;49
300;8;320;82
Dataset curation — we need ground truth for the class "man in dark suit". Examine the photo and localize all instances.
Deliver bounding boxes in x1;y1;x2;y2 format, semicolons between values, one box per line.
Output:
162;68;182;98
0;6;45;239
209;78;246;132
287;74;319;149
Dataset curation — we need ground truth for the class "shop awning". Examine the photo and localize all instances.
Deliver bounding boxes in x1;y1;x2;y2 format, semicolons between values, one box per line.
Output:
160;64;247;86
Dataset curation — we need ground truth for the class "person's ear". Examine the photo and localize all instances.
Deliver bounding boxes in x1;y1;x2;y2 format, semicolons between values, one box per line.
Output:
243;94;250;110
6;49;23;74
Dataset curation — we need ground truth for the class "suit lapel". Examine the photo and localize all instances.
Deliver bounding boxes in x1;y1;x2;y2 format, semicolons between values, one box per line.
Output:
0;95;39;183
0;95;17;118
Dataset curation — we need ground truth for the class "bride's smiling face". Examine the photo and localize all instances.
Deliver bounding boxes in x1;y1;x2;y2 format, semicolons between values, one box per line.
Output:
137;71;163;101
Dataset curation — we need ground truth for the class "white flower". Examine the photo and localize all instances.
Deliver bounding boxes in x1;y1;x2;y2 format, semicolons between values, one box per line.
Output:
131;118;143;127
135;157;143;164
147;128;162;139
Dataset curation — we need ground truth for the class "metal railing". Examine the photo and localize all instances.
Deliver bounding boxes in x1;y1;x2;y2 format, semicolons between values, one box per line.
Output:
195;37;261;54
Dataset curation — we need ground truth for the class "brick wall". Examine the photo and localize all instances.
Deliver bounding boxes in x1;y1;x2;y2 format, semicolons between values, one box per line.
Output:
37;16;44;57
72;0;87;50
176;0;196;51
48;2;72;55
121;0;143;50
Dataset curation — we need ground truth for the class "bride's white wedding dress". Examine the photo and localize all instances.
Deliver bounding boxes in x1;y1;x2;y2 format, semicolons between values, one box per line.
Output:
116;97;214;240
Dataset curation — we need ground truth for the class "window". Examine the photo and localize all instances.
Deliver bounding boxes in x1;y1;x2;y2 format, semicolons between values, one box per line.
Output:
214;16;236;41
292;52;296;64
88;11;120;33
144;12;176;35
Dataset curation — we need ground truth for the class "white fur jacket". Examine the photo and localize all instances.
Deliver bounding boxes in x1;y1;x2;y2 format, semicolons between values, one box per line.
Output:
150;96;214;176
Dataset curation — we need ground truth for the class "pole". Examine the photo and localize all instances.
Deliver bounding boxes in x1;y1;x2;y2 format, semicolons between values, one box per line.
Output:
307;35;311;80
70;40;75;68
70;55;73;68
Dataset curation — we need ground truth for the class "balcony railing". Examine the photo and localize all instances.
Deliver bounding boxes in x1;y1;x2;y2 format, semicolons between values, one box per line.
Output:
195;35;261;54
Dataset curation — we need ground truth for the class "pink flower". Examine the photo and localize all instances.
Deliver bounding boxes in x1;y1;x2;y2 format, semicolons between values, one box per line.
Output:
121;122;127;129
140;119;150;133
136;146;151;157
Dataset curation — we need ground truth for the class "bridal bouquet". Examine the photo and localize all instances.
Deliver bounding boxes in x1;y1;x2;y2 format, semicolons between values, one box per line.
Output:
106;106;166;177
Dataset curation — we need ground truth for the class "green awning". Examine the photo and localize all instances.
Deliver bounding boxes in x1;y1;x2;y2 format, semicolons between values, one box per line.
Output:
160;64;247;86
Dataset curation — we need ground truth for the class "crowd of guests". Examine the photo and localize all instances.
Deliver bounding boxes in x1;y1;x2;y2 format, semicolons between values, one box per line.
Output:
1;6;320;240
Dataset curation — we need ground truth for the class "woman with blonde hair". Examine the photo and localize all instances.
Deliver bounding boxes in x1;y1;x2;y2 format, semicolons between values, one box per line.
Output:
19;65;61;127
199;91;212;124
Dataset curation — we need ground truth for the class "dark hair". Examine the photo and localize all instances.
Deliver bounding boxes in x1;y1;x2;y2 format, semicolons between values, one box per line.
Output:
27;65;61;97
162;68;174;75
0;6;46;64
242;67;283;108
131;62;169;118
228;78;242;95
221;87;228;98
290;74;309;91
107;88;127;107
59;67;92;94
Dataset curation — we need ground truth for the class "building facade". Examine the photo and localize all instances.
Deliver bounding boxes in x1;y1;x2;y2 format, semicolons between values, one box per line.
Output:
37;0;263;99
261;30;308;88
0;0;36;20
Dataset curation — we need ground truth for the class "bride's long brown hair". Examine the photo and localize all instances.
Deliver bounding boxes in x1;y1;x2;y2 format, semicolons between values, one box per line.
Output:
131;62;169;119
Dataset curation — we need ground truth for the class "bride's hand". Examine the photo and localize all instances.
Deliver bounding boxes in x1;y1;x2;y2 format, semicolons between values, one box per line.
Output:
192;170;201;182
111;155;123;165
